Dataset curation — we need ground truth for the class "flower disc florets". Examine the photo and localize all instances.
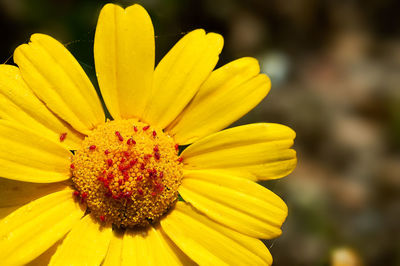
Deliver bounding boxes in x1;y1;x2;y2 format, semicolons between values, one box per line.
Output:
71;119;183;227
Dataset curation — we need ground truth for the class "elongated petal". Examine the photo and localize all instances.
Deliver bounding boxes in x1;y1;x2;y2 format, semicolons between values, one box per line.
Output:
14;34;105;135
49;215;112;266
27;239;63;266
0;120;72;183
180;170;287;238
161;202;273;265
0;178;68;219
116;225;194;266
0;189;83;265
103;233;123;266
94;4;155;119
0;65;84;150
181;123;297;181
168;57;270;145
143;29;224;129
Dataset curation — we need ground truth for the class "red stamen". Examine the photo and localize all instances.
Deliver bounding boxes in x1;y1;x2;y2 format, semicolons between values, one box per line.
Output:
73;191;79;196
129;159;137;166
147;168;154;174
154;152;160;160
175;144;179;151
133;126;138;132
115;131;124;141
123;172;129;181
151;191;157;196
177;157;183;163
152;130;157;137
136;175;143;181
70;163;75;169
100;215;105;222
104;149;110;155
127;138;136;145
148;171;157;179
137;188;144;195
155;182;164;192
153;145;159;152
107;159;113;167
143;125;150;131
119;163;131;171
120;158;126;163
59;132;67;142
140;163;145;170
81;192;88;203
89;145;96;150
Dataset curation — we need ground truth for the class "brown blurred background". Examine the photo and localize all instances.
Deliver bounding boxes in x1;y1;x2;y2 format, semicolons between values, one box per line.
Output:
1;0;399;265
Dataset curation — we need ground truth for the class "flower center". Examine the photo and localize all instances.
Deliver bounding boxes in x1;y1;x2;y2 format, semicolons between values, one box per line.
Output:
71;119;183;228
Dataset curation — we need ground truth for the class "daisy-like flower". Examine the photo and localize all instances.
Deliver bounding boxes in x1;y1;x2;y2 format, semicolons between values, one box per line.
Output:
0;4;296;266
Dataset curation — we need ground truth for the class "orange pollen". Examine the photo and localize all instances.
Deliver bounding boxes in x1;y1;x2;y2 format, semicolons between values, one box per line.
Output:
71;119;183;228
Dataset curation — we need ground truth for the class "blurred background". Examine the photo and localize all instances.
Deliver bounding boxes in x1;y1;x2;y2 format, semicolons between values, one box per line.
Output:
1;0;399;265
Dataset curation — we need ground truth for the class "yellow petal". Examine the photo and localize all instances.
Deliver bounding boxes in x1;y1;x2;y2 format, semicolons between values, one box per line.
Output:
0;120;72;183
180;170;287;239
119;225;194;266
49;215;112;266
161;202;273;265
27;239;63;266
0;65;84;150
168;57;270;145
103;232;123;266
0;178;68;219
181;123;297;181
143;29;224;129
14;34;105;135
0;189;83;265
94;4;155;120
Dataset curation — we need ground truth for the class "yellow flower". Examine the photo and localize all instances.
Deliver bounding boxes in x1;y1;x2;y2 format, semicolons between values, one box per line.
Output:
0;3;296;266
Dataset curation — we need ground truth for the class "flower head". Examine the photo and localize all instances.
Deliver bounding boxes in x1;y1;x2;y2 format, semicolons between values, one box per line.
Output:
0;3;296;265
